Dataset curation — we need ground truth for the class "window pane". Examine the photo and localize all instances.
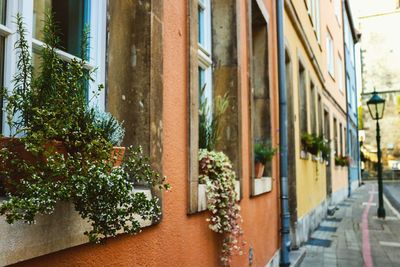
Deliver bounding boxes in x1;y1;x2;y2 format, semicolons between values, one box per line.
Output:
0;36;4;134
33;0;89;58
198;6;205;46
252;4;271;178
0;0;6;25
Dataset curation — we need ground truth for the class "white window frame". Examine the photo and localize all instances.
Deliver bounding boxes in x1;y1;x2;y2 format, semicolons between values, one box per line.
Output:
326;32;334;77
307;0;320;42
197;0;212;111
1;0;107;135
334;0;341;26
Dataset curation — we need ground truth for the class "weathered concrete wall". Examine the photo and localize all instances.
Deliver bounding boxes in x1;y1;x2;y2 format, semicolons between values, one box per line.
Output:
284;0;349;247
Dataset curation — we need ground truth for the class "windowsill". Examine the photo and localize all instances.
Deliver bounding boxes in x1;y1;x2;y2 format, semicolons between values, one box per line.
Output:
197;180;240;212
0;188;154;266
300;150;309;160
328;71;335;81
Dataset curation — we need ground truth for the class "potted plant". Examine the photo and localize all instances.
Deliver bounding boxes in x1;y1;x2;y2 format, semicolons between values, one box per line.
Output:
335;155;350;167
0;14;170;243
198;149;244;265
320;139;331;161
254;140;276;178
301;133;326;157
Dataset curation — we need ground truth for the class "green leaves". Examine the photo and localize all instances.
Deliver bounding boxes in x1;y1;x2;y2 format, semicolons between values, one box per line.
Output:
199;84;230;151
254;140;276;164
301;132;330;157
0;13;170;243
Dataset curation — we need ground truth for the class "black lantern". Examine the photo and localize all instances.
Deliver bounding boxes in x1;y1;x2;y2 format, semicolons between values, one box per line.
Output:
367;91;385;120
367;90;386;219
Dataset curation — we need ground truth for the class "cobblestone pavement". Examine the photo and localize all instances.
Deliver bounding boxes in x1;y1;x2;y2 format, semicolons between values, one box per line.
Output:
300;182;400;267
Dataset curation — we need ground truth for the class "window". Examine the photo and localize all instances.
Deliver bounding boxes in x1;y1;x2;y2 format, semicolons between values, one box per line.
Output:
307;0;321;41
352;86;357;115
188;0;241;211
250;1;273;195
339;123;343;156
323;110;330;157
299;63;308;135
344;126;347;156
333;117;338;156
0;0;6;134
337;56;343;91
334;0;341;26
197;0;213;132
310;81;316;134
326;32;334;77
2;0;106;135
318;94;323;136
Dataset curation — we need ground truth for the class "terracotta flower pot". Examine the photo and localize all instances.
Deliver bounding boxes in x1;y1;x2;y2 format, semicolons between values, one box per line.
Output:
0;137;67;194
0;138;126;194
254;162;265;178
110;147;126;167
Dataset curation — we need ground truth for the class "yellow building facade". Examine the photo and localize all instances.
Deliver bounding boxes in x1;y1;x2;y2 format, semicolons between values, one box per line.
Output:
284;0;349;247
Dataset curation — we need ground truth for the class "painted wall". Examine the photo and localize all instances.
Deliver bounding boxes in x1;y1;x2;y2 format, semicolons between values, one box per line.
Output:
320;0;348;199
344;2;360;192
283;11;326;219
284;0;348;239
11;1;281;267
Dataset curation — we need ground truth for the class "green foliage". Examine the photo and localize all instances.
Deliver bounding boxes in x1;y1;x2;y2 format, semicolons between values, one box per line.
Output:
87;107;125;146
335;155;350;167
199;84;229;151
301;132;329;157
199;149;244;265
254;140;276;164
0;13;169;242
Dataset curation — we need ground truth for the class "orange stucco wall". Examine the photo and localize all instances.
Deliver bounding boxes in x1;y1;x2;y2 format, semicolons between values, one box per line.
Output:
12;1;280;267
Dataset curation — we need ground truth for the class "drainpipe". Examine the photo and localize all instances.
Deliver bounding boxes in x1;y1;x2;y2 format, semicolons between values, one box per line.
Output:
276;0;291;266
342;0;352;198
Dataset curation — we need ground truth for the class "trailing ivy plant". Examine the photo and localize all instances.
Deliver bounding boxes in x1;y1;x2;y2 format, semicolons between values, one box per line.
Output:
0;13;169;243
199;149;244;265
198;85;244;264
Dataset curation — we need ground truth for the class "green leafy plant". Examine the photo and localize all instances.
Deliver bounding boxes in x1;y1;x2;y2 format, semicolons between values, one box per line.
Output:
0;13;169;243
254;140;276;164
87;107;125;146
199;84;229;151
335;155;350;167
301;133;329;157
199;149;244;265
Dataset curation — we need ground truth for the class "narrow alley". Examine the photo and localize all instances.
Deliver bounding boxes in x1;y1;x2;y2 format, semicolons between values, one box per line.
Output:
301;182;400;267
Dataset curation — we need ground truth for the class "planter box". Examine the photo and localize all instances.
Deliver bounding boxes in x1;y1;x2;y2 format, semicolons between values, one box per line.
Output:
197;180;240;212
253;177;272;195
0;137;125;195
0;187;153;266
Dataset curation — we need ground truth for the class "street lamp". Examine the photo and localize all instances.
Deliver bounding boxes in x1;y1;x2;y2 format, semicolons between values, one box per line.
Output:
367;90;386;219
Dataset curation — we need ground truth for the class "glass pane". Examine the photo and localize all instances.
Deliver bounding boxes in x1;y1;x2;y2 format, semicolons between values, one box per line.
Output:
0;36;4;135
32;50;89;102
0;0;6;25
198;5;205;46
252;7;271;178
33;0;89;58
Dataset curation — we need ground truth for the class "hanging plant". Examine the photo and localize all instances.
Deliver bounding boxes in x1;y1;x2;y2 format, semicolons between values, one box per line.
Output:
199;149;244;265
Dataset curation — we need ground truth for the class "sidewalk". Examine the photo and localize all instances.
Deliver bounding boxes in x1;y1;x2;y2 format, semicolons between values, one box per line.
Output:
300;182;400;267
